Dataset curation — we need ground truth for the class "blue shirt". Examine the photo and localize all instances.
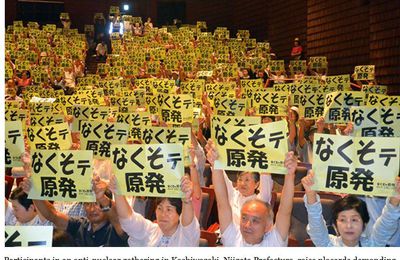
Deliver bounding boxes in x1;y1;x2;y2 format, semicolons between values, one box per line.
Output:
304;194;400;247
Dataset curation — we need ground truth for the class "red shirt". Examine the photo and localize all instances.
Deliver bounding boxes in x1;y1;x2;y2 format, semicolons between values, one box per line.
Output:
291;46;303;56
16;77;32;87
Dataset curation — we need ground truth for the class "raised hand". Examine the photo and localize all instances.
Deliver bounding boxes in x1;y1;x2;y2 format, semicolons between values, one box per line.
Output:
301;170;317;204
342;122;354;136
21;151;32;176
108;174;118;194
389;177;400;206
284;151;297;176
92;175;108;201
20;177;32;194
298;116;306;129
205;139;218;167
316;117;325;132
301;170;315;193
181;175;193;203
189;144;196;168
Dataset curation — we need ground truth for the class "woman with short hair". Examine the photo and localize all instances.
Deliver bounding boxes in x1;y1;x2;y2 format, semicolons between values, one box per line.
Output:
109;174;200;247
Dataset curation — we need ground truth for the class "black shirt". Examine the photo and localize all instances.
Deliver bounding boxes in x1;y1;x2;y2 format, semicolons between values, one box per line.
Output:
67;217;128;247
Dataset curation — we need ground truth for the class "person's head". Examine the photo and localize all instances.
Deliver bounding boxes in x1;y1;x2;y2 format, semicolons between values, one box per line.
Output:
147;17;151;22
305;119;315;129
306;126;317;143
6;79;16;90
242;68;249;77
52;229;76;247
306;124;329;143
289;106;299;122
139;68;146;77
261;116;274;124
171;71;179;80
294;37;300;46
17;86;27;96
237;171;260;197
83;189;113;225
155;198;182;236
332;195;369;246
240;199;274;245
9;187;37;224
21;70;30;79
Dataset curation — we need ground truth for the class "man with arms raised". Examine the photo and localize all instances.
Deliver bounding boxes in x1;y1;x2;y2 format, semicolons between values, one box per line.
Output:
206;140;296;246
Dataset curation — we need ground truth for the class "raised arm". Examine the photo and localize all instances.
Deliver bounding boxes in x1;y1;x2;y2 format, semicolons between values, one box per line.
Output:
257;173;273;204
205;139;232;233
274;151;296;240
389;177;400;207
288;110;297;146
370;177;400;246
301;170;317;205
301;170;332;247
20;178;69;230
109;174;133;220
109;174;156;237
188;129;203;201
316;117;325;134
181;175;195;226
298;117;307;148
92;176;125;237
19;151;69;229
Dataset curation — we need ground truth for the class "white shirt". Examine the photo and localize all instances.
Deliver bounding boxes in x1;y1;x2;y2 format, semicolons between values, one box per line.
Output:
5;201;52;226
119;212;200;247
223;170;273;225
221;222;287;247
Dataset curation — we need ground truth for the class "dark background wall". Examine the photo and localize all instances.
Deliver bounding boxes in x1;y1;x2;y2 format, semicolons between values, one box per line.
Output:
5;0;399;93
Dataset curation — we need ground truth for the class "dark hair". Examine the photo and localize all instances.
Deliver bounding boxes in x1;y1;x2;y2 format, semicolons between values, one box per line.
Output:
332;195;370;226
52;229;76;247
238;171;260;183
9;187;33;211
22;70;31;78
155;198;182;215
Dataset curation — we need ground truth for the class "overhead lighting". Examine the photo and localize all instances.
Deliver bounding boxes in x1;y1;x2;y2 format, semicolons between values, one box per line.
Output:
123;4;129;11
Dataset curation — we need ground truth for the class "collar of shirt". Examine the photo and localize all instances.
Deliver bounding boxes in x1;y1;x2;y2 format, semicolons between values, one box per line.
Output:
87;221;108;233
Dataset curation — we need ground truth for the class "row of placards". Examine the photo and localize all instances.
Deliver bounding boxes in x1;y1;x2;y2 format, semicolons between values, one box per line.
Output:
8;118;397;202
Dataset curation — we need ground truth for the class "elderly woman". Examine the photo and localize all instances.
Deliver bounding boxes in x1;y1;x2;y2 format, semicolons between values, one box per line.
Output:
109;174;200;247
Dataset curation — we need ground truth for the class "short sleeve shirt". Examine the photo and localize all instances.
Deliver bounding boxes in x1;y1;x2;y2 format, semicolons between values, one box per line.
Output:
67;217;128;247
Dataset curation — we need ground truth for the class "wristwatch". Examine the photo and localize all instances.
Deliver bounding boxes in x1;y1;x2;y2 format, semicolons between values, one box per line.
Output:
100;199;112;212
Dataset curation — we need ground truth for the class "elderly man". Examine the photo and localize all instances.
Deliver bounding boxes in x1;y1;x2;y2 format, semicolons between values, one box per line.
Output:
20;176;128;247
206;140;297;246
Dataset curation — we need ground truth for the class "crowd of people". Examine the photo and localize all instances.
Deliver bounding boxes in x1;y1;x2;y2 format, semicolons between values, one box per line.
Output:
4;10;400;248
